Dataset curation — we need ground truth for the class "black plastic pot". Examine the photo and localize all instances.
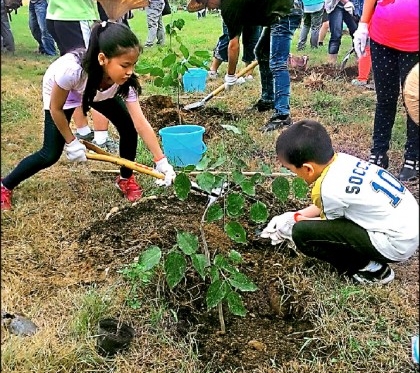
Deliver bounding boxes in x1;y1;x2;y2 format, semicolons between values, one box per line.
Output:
96;318;135;357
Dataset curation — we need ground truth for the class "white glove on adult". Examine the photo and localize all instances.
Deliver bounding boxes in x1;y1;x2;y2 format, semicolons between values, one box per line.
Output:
155;157;176;187
260;211;296;244
64;138;87;162
353;22;369;58
343;1;355;15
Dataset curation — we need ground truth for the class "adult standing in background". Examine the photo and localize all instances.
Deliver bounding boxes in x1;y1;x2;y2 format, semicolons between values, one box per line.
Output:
353;0;419;181
1;0;15;53
297;0;324;50
144;0;165;47
29;0;56;56
324;0;358;65
46;0;118;152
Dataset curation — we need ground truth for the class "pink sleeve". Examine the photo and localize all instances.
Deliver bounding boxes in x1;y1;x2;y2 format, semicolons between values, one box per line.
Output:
125;87;138;102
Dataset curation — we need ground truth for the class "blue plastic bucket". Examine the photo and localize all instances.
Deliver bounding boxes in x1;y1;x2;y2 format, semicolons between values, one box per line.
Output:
159;125;207;167
182;68;207;92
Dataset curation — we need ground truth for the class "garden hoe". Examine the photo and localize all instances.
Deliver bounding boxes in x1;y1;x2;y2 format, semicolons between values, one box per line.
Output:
183;60;259;111
340;47;355;72
81;140;225;199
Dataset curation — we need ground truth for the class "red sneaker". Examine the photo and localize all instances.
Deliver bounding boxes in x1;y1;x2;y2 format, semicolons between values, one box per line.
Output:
1;181;13;211
115;175;143;202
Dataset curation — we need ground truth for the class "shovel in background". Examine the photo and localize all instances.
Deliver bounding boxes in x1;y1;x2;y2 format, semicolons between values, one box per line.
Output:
340;47;355;72
183;60;259;111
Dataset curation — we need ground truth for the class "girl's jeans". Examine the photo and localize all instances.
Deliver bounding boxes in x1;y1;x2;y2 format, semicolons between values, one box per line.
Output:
370;39;419;160
255;14;301;115
327;3;357;55
2;97;138;190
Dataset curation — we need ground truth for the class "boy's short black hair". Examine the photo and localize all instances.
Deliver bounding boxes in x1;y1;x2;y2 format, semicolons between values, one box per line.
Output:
275;120;335;168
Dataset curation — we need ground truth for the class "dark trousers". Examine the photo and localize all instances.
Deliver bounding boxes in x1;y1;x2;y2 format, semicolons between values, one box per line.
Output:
2;98;138;190
292;218;393;275
370;39;419;160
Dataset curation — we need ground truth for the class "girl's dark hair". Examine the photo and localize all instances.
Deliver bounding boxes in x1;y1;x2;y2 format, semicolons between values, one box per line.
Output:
75;22;143;115
275;120;335;168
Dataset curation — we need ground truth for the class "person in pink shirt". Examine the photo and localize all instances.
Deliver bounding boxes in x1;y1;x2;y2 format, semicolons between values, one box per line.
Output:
353;0;419;181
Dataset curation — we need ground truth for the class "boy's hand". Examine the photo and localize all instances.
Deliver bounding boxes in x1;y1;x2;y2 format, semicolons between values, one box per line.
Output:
260;212;295;243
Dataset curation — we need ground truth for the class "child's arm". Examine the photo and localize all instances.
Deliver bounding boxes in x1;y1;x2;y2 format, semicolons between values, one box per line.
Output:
49;83;75;144
125;100;165;161
295;204;321;222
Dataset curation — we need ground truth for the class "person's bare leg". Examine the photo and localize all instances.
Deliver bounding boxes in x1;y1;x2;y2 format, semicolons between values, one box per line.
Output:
74;106;93;140
318;21;329;45
91;109;110;145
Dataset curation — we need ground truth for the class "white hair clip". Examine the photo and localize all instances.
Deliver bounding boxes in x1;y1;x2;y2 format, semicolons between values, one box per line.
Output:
101;21;107;28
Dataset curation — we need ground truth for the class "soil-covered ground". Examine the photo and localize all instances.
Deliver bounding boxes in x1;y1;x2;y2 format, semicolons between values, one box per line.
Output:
66;64;417;372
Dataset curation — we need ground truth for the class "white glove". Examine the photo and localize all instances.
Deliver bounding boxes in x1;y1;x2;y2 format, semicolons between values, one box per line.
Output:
155;157;176;187
224;74;238;90
64;138;87;162
260;212;296;244
344;1;355;15
353;22;369;58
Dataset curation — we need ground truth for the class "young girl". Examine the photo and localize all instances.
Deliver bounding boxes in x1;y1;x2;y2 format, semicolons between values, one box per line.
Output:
1;21;176;211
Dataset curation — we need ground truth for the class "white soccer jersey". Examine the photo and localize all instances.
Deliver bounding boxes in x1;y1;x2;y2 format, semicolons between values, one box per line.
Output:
42;53;138;110
311;153;419;261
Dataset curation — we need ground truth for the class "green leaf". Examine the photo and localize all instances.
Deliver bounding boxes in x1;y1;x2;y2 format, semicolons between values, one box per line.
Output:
206;279;228;310
226;291;247;317
250;172;263;184
139;246;162;271
214;254;237;274
205;203;224;222
164;251;187;289
163;74;175;87
250;201;269;223
173;19;185;30
226;193;245;218
153;76;163;87
191;253;208;280
224;221;247;244
228;272;258;292
292;177;309;199
196;172;216;194
240;180;255;196
136;65;152;74
272;176;290;202
261;164;272;175
180;44;189;59
188;55;204;67
173;173;191;201
232;170;246;185
176;231;199;255
221;124;241;134
209;266;219;282
209;156;226;169
162;53;177;67
195;155;211;170
232;157;248;170
228;250;242;264
150;67;164;77
194;50;211;59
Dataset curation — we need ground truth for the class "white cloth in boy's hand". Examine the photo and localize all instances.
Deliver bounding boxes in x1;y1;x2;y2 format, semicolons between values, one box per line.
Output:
64;138;87;162
344;1;355;15
155;157;176;186
260;212;296;242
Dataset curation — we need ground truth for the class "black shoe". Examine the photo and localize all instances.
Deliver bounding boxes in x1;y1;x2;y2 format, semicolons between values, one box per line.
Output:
353;264;395;285
398;159;419;181
249;99;274;112
260;114;292;132
75;131;94;142
368;153;389;169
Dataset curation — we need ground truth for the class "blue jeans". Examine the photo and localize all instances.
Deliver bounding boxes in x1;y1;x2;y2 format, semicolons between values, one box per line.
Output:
255;14;301;115
29;0;56;56
214;21;261;63
327;3;357;55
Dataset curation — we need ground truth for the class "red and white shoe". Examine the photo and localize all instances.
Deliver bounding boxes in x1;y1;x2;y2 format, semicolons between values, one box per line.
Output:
1;181;13;211
115;175;143;202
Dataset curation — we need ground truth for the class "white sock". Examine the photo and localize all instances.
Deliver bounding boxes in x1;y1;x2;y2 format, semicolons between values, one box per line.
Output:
94;131;108;145
76;125;92;136
359;261;382;272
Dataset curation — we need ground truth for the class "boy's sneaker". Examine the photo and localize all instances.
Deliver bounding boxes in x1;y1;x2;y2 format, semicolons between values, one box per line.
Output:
368;153;389;169
351;79;368;87
115;175;143;202
92;138;119;154
260;114;292;132
1;181;13;211
75;132;94;142
353;264;395;285
398;159;419;182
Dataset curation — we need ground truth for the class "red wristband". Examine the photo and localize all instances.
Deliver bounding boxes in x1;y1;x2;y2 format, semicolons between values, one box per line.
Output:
294;212;302;222
154;155;166;162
